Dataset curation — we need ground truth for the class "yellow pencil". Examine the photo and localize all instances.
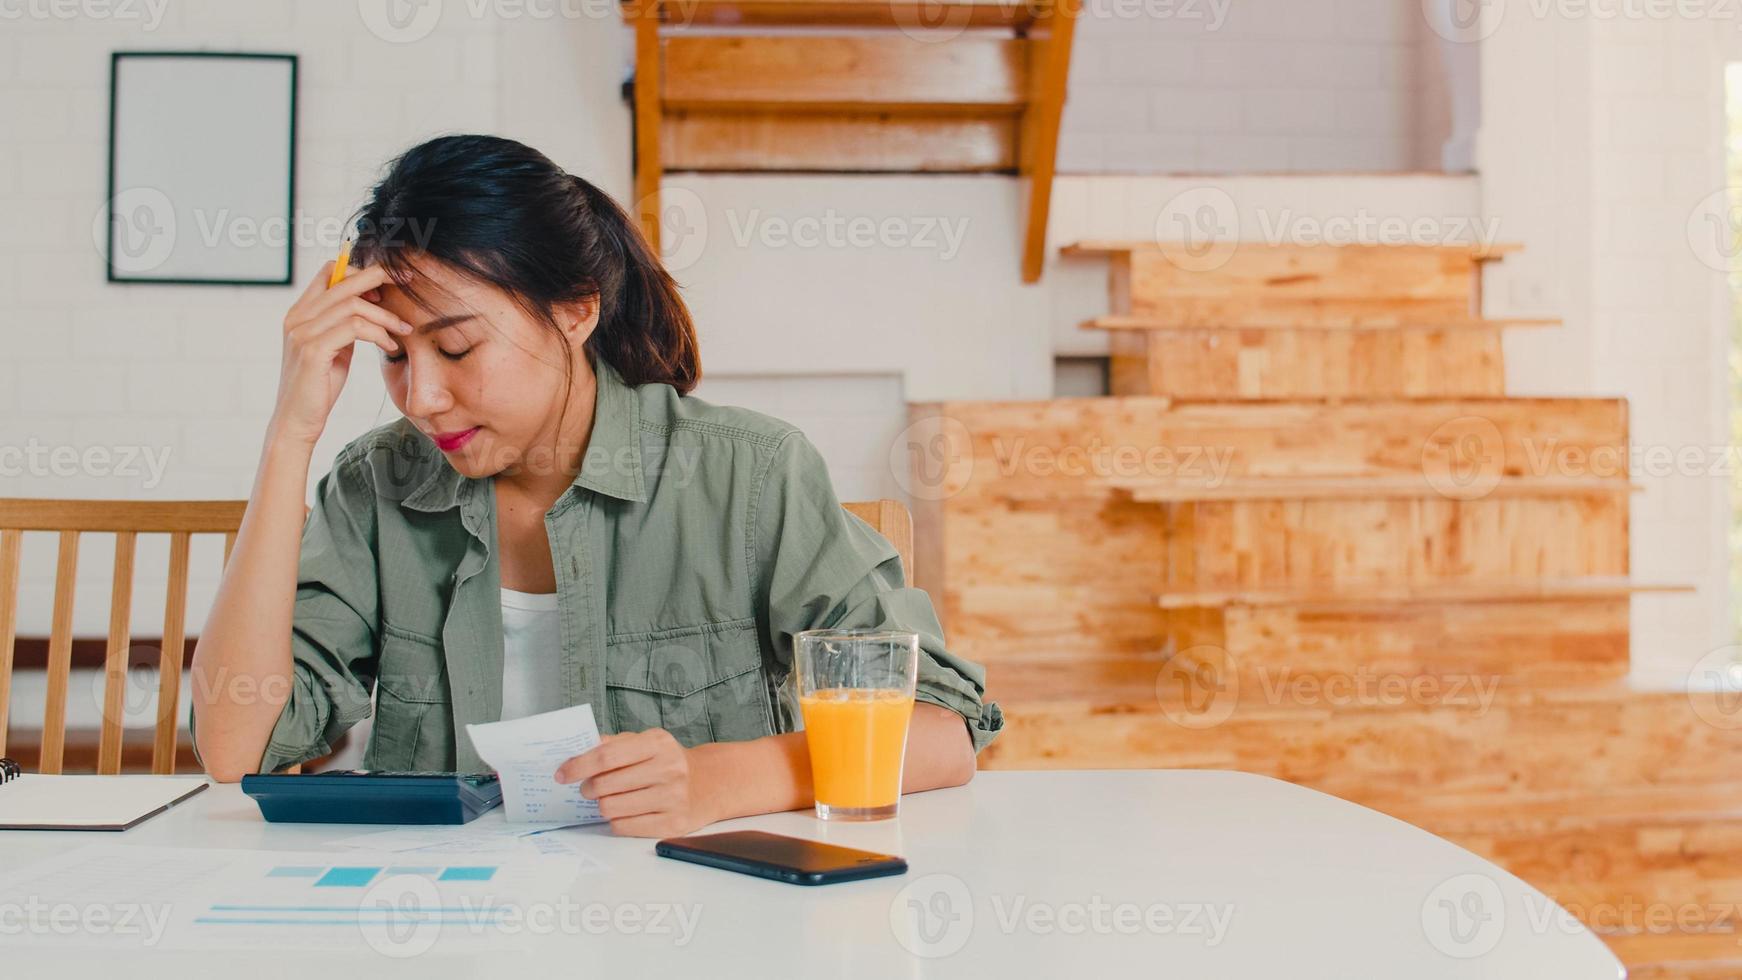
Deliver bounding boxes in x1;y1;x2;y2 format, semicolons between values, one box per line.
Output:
328;237;353;288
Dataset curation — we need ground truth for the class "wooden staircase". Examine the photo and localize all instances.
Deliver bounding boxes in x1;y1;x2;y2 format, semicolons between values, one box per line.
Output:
906;241;1732;976
622;0;1078;281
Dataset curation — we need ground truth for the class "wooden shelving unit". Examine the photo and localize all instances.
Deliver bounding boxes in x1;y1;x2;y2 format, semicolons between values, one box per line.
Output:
622;0;1078;282
906;239;1721;976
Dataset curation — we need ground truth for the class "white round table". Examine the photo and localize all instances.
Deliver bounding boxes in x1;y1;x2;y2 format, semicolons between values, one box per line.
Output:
0;769;1621;978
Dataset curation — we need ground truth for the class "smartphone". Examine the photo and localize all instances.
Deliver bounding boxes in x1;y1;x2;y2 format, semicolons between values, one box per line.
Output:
655;830;908;886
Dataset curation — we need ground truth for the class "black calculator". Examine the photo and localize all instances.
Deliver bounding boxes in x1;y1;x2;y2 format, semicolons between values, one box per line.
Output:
240;770;503;825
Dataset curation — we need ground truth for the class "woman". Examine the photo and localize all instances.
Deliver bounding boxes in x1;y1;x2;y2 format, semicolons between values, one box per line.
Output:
191;135;1002;838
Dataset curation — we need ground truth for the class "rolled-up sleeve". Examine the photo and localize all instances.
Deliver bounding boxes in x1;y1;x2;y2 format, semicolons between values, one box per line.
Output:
752;430;1003;754
192;458;381;774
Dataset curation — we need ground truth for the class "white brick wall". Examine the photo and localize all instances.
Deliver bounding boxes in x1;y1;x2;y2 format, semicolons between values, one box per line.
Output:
1480;11;1732;689
1061;0;1451;173
1592;18;1730;690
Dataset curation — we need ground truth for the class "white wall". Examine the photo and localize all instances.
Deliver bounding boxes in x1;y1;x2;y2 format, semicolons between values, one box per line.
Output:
1061;0;1450;173
1478;8;1731;688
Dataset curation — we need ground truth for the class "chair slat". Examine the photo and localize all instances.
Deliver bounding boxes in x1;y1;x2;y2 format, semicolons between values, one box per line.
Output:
0;499;247;533
97;532;137;775
153;532;192;775
222;532;237;568
0;529;21;757
40;530;80;775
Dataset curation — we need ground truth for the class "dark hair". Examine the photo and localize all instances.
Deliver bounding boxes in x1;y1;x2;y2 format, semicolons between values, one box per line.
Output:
349;134;700;395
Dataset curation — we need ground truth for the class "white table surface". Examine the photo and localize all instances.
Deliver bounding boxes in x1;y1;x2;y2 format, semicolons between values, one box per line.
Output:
0;769;1621;978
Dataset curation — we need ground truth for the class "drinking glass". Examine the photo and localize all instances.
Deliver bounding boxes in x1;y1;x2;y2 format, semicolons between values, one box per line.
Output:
795;628;920;821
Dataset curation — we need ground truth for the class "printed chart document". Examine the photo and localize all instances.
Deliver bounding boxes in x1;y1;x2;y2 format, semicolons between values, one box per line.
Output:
466;703;606;825
0;843;584;953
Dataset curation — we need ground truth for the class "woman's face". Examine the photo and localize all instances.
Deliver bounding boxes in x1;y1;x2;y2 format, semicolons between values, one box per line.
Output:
371;254;596;480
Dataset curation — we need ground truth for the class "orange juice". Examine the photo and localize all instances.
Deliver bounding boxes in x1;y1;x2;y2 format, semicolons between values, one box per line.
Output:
800;688;915;811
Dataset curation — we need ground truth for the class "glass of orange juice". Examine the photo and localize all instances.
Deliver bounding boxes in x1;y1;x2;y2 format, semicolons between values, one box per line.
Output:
795;628;919;821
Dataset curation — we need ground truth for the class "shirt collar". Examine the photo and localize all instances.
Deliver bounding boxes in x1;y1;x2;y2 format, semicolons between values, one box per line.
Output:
400;352;648;513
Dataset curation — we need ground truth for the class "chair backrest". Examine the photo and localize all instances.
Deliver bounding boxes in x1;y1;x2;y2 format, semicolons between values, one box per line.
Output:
841;499;914;579
0;499;246;775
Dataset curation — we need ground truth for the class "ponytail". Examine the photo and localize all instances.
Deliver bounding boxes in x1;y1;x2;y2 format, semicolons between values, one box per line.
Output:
569;175;701;394
351;135;702;398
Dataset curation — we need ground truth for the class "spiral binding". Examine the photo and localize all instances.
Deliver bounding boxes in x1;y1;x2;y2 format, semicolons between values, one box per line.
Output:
0;757;19;784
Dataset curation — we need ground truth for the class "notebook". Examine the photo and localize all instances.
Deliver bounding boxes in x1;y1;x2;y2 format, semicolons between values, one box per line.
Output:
0;758;209;831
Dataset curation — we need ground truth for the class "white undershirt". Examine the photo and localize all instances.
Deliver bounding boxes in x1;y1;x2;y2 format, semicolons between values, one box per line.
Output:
499;587;565;721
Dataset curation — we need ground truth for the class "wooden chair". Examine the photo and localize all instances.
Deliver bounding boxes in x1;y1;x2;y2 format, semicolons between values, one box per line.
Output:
842;499;914;580
0;499;246;775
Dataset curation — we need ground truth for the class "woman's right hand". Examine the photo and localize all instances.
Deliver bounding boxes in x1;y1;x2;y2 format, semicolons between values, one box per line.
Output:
269;261;413;448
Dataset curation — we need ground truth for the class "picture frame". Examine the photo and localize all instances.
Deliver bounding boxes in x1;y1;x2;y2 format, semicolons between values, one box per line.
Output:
105;51;299;286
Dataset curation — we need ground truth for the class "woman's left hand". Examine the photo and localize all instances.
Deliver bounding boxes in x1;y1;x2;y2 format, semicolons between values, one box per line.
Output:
555;729;718;838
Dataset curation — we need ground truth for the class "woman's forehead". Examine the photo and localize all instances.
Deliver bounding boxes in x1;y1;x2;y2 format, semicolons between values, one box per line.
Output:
377;257;494;317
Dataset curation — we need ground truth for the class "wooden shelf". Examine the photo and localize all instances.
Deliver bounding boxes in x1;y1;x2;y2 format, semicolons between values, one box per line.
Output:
1155;578;1693;610
1082;314;1561;332
624;0;1045;30
661;36;1030;116
1062;240;1524;261
1099;475;1638;503
626;0;1077;282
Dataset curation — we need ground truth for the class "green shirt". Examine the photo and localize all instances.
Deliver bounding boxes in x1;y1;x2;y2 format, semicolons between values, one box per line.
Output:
209;355;1002;774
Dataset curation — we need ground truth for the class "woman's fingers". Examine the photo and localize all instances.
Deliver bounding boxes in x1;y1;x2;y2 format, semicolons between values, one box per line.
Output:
291;310;401;359
349;323;403;357
578;757;665;800
338;295;412;335
556;732;659;787
305;265;394;318
287;263;396;336
298;298;410;346
594;785;667;822
325;261;393;298
308;317;402;358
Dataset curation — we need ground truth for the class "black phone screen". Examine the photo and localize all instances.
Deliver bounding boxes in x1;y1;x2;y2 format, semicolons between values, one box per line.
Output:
656;830;908;885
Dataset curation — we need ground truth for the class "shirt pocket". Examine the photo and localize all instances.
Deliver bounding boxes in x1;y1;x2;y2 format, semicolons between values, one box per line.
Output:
367;626;458;771
604;618;773;747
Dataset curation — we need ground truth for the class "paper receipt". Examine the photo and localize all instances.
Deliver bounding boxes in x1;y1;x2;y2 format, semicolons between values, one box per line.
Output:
465;703;607;824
